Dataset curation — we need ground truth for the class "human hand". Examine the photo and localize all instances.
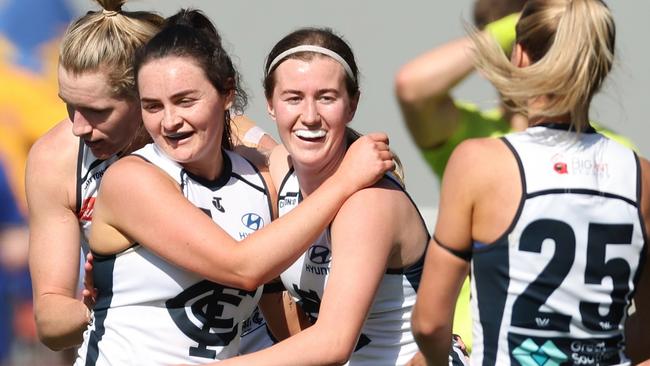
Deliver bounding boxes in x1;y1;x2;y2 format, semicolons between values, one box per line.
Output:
452;333;469;357
335;132;394;191
81;252;97;310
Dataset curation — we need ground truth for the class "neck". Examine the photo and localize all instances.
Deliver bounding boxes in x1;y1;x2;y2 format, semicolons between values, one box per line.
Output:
121;128;152;156
293;149;346;197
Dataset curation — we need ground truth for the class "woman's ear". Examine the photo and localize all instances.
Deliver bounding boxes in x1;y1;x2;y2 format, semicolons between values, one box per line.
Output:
224;89;235;110
511;42;532;68
266;99;276;121
347;91;360;122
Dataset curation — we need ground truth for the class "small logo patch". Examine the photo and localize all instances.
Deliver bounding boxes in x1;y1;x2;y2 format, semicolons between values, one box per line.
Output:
512;338;568;366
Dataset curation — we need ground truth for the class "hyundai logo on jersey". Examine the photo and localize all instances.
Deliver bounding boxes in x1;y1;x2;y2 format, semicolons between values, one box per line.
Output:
308;245;331;264
241;213;263;231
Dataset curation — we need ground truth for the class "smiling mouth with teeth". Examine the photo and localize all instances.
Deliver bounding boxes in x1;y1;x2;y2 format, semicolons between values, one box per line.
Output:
295;129;326;140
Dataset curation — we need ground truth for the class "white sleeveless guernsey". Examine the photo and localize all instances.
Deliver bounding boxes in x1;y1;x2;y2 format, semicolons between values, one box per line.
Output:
76;140;119;255
277;171;468;366
470;125;646;366
75;144;273;366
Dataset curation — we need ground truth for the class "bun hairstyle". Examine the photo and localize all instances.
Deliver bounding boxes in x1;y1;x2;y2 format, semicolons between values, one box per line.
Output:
470;0;615;131
134;9;247;150
59;0;163;98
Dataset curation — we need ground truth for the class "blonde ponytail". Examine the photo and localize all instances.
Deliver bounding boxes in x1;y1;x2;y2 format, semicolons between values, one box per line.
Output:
470;0;615;132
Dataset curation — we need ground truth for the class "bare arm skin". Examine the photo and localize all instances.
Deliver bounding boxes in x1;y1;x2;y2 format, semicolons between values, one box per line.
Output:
26;120;91;350
412;138;519;365
395;37;476;149
90;133;394;291
211;176;424;365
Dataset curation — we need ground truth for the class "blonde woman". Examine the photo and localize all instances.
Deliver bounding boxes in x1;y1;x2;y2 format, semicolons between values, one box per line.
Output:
26;0;277;353
411;0;649;365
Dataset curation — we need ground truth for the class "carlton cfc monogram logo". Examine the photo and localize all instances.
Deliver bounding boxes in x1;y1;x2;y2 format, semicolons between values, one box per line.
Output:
166;280;256;359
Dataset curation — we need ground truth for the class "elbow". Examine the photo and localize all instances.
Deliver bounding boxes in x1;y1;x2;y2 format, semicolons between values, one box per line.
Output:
322;348;352;366
234;276;265;292
394;68;416;104
304;324;356;365
35;322;75;351
33;306;84;351
411;310;450;349
38;335;69;352
228;264;267;292
322;332;358;365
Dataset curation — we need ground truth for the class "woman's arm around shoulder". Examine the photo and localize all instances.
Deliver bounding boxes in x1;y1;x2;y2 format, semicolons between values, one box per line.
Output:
212;184;404;366
92;133;395;292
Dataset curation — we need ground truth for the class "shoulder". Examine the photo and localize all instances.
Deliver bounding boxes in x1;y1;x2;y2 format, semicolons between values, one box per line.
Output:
25;119;79;207
269;145;291;188
335;177;407;225
446;137;509;176
103;155;169;187
27;119;78;171
98;155;180;211
443;137;516;199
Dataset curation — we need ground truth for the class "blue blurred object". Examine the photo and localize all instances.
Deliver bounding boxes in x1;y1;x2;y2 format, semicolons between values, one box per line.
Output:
0;0;73;72
0;161;26;362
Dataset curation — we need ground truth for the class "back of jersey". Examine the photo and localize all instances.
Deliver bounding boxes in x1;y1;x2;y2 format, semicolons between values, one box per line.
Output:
470;125;647;366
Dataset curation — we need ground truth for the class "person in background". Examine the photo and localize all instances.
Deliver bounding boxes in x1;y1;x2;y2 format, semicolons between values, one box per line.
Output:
411;0;649;364
394;0;634;351
0;159;30;365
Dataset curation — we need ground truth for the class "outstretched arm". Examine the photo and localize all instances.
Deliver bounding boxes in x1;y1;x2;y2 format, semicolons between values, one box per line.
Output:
91;133;395;291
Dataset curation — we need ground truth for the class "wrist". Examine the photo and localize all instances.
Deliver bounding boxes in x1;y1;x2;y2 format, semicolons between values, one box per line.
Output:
485;12;519;54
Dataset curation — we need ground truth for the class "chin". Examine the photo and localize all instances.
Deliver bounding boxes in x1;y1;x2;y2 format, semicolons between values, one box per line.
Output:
89;147;118;160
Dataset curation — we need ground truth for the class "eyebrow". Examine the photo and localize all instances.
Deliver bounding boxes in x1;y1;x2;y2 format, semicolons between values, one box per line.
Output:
280;88;340;95
140;89;199;102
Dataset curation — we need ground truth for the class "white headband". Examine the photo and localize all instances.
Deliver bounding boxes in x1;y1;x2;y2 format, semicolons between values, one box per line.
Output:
266;45;356;82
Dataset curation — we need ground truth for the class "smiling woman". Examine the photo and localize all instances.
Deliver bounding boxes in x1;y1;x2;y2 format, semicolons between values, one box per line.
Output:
209;27;468;366
75;9;395;366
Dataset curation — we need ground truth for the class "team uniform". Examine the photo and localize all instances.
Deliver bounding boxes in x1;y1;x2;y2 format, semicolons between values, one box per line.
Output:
232;123;277;355
75;130;276;356
420;102;638;350
277;170;468;366
74;144;273;366
468;124;646;365
76;140;119;255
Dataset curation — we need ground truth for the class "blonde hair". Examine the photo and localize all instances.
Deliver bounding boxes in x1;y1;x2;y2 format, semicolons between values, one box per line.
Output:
470;0;615;131
59;0;163;98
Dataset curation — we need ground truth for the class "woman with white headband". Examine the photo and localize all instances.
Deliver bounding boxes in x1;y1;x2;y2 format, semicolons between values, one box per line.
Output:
212;27;467;366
